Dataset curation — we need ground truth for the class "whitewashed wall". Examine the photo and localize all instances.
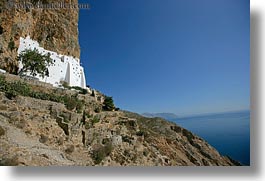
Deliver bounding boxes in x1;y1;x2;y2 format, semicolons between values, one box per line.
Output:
17;36;86;88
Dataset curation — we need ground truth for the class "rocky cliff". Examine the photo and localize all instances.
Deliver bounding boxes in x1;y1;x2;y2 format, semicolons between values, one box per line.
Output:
0;0;80;73
0;74;240;166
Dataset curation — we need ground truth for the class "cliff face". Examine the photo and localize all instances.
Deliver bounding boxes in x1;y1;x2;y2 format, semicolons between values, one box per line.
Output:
0;74;240;166
0;0;80;73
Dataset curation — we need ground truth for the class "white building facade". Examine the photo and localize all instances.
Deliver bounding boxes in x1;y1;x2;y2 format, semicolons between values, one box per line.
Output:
17;36;86;89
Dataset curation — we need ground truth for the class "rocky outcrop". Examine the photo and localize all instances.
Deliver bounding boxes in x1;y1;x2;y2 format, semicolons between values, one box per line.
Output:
0;0;80;73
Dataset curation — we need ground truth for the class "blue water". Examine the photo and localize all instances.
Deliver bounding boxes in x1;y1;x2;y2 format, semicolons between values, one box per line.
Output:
172;110;250;165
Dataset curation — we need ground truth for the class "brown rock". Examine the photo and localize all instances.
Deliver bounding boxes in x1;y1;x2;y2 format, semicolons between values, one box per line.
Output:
0;0;80;73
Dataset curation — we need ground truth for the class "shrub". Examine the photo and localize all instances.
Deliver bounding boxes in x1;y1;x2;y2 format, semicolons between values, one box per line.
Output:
92;143;113;164
170;125;182;133
0;76;85;113
94;106;101;113
63;95;84;112
61;81;70;89
136;130;145;137
8;40;15;51
65;145;75;154
143;150;149;157
59;114;70;123
10;81;31;96
0;25;3;35
0;126;5;137
182;129;194;142
91;90;95;97
5;89;18;99
102;138;111;145
76;100;84;113
103;96;115;111
81;111;86;125
39;134;49;143
71;86;88;94
84;121;91;129
91;116;100;125
122;135;133;144
0;156;19;166
64;96;77;110
0;75;6;85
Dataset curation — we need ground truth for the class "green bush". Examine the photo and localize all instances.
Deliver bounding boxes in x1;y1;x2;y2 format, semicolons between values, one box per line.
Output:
0;156;19;166
182;129;194;142
65;145;75;154
0;126;5;137
0;76;85;112
63;95;84;112
94;106;101;113
122;135;133;144
91;116;100;125
84;122;91;129
0;75;6;85
8;40;15;51
5;89;18;99
91;90;95;97
39;134;49;143
92;143;113;164
61;81;70;89
103;96;115;111
136;130;145;137
10;81;31;96
71;86;88;95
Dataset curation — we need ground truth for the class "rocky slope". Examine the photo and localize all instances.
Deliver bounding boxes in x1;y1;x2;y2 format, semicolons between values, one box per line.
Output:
0;0;80;73
0;74;240;166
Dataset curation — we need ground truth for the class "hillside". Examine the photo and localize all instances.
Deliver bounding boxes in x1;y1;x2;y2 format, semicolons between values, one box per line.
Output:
0;74;240;166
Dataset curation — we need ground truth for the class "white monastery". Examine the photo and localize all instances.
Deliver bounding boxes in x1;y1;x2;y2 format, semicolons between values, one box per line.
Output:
17;36;86;89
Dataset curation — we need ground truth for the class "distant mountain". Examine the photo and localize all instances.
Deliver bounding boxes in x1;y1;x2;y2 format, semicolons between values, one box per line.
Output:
142;113;178;120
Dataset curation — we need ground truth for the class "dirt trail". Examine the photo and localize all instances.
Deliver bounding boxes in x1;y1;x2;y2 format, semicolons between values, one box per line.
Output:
0;115;74;165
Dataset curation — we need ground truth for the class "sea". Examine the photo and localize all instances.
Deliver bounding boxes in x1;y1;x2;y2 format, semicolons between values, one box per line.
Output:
172;110;250;165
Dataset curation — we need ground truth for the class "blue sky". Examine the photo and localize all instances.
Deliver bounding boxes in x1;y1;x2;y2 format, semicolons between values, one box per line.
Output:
78;0;250;116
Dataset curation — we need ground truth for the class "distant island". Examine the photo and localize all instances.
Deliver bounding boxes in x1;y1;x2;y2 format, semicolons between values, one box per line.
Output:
142;113;178;120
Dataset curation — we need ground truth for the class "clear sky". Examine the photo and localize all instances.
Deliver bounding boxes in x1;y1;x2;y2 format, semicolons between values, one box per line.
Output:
78;0;250;116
